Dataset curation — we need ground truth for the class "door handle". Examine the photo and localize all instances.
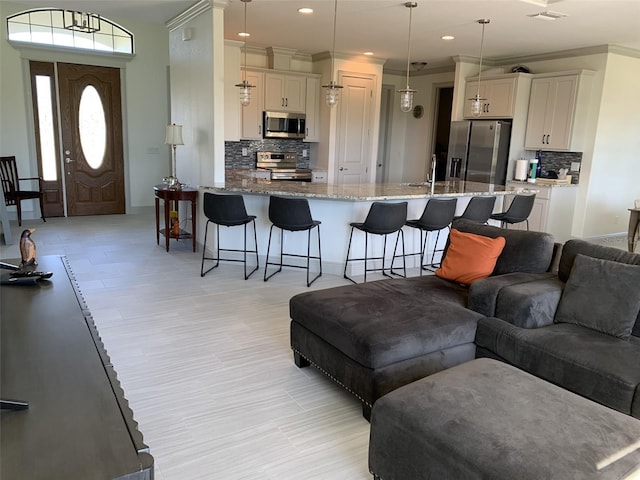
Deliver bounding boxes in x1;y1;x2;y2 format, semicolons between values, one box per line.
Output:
340;167;348;171
65;157;73;163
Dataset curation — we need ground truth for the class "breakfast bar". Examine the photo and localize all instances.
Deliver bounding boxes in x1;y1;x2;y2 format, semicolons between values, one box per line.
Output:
201;171;537;275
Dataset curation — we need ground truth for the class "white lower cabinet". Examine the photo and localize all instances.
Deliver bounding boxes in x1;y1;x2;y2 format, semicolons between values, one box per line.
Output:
503;183;578;243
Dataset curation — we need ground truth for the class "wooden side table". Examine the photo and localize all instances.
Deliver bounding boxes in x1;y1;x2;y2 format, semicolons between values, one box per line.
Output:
628;208;640;253
154;185;198;252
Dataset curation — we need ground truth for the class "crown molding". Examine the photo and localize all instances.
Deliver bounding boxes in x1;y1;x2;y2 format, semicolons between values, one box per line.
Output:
312;50;386;66
166;0;227;31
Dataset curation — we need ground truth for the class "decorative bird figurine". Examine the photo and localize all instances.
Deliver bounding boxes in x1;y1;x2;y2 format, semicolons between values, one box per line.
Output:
19;228;37;268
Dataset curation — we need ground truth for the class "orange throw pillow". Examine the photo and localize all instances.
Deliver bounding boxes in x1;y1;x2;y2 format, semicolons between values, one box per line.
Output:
435;228;506;285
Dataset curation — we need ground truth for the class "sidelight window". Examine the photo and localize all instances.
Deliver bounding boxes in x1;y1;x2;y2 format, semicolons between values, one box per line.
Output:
7;8;134;54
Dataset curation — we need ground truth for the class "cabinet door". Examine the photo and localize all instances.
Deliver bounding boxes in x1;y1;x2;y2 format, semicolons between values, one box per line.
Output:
545;76;578;150
241;70;264;140
283;75;306;112
484;77;515;117
264;73;286;110
524;77;555;149
304;77;320;142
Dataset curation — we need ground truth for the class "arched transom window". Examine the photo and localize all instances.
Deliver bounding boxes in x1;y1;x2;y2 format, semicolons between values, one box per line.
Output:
7;8;134;54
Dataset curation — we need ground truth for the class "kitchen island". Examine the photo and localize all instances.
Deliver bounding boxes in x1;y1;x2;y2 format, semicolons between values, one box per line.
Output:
199;171;536;276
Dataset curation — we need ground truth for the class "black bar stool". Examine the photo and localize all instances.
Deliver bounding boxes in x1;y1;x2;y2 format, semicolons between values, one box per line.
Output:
403;198;457;274
490;193;536;230
201;193;259;280
344;201;407;284
453;196;496;223
264;196;322;287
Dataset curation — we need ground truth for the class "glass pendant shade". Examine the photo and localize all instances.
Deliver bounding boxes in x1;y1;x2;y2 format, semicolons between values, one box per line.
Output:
468;19;490;117
470;94;482;116
322;0;343;108
236;0;254;106
398;2;418;113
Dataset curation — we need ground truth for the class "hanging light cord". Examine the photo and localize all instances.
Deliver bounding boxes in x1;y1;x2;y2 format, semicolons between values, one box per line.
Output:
476;19;488;100
330;0;338;84
242;0;248;83
405;3;415;90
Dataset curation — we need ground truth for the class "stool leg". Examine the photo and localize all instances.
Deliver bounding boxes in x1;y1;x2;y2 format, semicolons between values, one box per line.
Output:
264;225;276;281
344;227;356;284
364;232;369;283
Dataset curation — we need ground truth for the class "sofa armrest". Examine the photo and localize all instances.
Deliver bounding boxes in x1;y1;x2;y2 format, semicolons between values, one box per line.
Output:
468;272;556;317
493;277;565;328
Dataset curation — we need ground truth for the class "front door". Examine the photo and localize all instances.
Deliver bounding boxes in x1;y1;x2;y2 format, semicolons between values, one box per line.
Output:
57;63;125;216
336;74;374;184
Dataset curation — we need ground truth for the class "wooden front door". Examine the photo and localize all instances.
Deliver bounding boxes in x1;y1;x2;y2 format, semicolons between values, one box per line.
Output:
57;63;125;216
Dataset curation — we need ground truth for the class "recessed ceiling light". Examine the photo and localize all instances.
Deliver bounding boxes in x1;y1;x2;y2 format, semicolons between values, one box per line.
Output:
528;10;568;20
441;35;455;40
298;7;313;14
238;32;250;37
364;51;374;56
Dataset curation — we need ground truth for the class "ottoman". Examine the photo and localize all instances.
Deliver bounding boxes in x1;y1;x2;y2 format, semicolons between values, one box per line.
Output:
369;358;640;480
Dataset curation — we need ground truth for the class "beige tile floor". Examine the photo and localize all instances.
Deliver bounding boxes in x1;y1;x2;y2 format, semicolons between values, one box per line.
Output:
0;209;379;480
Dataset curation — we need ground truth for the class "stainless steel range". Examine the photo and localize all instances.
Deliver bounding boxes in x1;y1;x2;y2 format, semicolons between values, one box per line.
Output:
256;151;312;181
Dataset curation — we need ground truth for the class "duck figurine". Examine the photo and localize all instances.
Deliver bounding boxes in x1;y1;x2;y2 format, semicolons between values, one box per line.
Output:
19;228;37;268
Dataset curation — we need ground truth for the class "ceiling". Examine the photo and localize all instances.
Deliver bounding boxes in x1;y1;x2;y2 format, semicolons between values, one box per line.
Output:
4;0;640;72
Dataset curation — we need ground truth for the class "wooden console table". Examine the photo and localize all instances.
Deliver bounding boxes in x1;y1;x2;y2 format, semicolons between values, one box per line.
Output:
0;256;153;479
629;208;640;253
154;185;198;252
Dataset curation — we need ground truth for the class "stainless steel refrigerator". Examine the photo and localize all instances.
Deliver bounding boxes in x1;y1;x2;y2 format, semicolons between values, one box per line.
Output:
445;120;512;186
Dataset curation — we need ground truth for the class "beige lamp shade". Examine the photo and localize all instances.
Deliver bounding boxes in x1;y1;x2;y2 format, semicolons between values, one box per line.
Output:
165;124;184;146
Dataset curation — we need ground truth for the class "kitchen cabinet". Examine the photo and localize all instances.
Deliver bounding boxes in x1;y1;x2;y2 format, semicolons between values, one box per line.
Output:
241;69;264;140
524;71;592;151
504;182;577;242
303;76;320;142
264;72;306;112
463;75;524;118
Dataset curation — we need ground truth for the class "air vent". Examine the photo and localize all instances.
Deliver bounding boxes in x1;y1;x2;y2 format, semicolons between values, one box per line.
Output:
528;10;568;20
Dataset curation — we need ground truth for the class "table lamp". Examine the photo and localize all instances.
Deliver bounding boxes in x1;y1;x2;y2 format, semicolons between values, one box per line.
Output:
164;123;184;189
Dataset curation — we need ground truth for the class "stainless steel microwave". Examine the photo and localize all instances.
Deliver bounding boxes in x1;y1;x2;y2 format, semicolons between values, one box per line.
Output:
263;111;306;139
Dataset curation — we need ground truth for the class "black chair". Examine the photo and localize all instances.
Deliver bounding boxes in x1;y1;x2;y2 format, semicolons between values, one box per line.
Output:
264;196;322;287
453;196;496;224
201;193;259;279
0;155;46;227
344;202;407;284
490;194;536;230
403;198;457;274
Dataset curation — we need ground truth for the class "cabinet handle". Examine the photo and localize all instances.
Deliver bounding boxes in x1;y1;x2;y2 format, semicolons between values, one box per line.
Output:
484;103;489;113
285;98;288;108
258;125;262;135
306;128;309;136
281;98;284;107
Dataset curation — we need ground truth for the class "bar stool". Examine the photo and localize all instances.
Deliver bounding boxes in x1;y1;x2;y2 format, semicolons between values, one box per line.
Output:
200;193;259;280
490;193;536;230
453;196;496;223
403;198;457;274
264;196;322;287
344;202;407;284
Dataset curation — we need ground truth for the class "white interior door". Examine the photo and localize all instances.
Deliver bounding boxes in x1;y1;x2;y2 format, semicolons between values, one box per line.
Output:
336;74;374;184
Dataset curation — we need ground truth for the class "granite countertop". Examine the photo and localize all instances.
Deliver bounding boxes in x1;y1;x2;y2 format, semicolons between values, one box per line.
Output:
200;169;538;201
507;180;578;189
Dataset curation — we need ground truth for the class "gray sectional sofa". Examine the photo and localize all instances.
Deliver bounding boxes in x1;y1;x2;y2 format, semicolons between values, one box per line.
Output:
475;238;640;419
290;219;556;419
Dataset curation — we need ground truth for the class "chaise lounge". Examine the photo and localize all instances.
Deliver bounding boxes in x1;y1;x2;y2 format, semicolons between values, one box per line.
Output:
289;218;556;418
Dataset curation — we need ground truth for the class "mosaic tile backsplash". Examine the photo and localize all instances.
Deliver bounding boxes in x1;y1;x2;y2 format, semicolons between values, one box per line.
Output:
225;140;310;169
527;150;582;184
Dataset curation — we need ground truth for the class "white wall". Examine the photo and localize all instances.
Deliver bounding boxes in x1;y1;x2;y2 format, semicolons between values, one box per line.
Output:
0;2;171;212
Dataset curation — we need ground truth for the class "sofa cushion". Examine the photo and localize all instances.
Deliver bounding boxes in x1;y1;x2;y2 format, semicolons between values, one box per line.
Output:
290;276;484;369
558;239;640;338
475;317;640;418
452;219;555;275
435;228;505;285
555;254;640;340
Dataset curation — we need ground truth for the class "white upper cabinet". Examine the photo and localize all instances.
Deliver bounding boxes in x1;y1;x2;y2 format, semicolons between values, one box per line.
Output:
524;71;592;151
264;73;306;112
303;76;320;142
241;70;264;140
463;75;519;118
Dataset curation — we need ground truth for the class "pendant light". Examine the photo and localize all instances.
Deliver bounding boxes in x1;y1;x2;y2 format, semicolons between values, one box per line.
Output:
398;2;418;113
469;19;490;117
235;0;254;106
321;0;343;108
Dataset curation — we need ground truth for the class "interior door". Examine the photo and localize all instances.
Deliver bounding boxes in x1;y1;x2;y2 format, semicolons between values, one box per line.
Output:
336;74;374;184
57;63;125;216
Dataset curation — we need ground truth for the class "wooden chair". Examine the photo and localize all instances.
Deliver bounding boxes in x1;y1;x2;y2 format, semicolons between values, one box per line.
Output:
0;156;46;226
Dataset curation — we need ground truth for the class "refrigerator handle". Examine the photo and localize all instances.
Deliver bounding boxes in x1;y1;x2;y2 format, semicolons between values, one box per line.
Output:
450;158;462;178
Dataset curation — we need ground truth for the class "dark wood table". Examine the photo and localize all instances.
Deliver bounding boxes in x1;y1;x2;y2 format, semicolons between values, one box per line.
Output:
154;185;198;252
0;256;153;480
629;208;640;253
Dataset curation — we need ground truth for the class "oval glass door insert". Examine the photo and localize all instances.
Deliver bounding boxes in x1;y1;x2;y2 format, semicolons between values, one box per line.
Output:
78;85;106;169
